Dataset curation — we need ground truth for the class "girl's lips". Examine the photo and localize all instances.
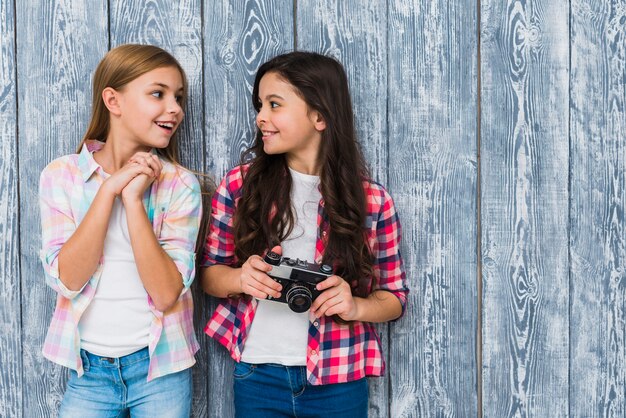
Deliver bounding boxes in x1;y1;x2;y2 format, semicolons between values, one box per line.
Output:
155;121;175;133
261;130;277;140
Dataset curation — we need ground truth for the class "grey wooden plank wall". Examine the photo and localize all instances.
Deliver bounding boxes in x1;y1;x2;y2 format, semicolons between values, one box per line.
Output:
0;1;624;417
481;0;571;415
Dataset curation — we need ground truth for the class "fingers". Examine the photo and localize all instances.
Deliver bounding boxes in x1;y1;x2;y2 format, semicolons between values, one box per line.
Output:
239;255;282;299
262;245;282;258
317;274;343;290
131;163;156;179
310;275;356;320
269;245;282;256
128;152;162;178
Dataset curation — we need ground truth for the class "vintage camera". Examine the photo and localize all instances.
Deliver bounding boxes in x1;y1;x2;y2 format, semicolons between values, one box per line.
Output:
263;251;333;313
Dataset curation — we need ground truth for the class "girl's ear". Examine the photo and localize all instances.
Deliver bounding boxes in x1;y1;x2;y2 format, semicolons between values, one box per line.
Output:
102;87;122;116
311;111;326;132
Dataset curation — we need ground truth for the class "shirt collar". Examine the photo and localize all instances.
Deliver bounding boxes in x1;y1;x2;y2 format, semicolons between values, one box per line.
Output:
77;140;106;181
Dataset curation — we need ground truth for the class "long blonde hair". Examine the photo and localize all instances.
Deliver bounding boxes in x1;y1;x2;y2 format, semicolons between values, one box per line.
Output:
77;44;188;163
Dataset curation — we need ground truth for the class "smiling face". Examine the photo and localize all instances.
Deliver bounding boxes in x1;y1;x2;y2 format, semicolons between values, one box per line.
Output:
108;66;184;151
255;72;326;173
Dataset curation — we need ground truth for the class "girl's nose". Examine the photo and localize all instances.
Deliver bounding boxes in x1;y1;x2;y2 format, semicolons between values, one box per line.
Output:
256;108;267;126
168;99;182;115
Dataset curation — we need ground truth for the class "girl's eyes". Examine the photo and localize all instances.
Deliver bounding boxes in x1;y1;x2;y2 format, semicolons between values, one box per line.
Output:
257;101;279;109
255;100;281;112
151;91;184;102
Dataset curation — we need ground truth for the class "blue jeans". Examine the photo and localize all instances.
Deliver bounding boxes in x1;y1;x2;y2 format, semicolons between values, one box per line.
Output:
233;362;368;418
59;347;192;418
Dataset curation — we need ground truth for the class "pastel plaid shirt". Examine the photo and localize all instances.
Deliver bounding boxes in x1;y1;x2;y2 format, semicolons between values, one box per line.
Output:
202;166;408;385
39;140;201;381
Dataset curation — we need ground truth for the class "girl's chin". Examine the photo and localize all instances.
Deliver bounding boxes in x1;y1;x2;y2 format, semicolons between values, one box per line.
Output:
262;145;282;155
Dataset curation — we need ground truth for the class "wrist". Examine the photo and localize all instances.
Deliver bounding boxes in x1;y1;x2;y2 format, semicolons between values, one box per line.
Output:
235;268;244;294
99;181;119;199
341;297;362;322
121;194;144;207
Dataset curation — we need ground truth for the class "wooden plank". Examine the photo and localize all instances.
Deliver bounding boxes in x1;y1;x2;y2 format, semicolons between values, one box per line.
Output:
108;1;207;415
16;1;109;416
480;0;570;416
387;0;479;416
295;1;389;416
0;0;21;416
202;1;294;416
570;1;626;416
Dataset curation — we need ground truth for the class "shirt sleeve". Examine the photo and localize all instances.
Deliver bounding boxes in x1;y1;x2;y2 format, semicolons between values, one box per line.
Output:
39;162;85;299
373;187;409;317
201;170;239;267
159;169;202;291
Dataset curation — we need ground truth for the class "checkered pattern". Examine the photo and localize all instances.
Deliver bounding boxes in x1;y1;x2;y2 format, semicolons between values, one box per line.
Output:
202;166;408;385
39;140;201;381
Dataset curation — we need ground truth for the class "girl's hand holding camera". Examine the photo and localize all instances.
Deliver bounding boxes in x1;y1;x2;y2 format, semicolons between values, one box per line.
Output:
311;275;358;321
238;246;283;300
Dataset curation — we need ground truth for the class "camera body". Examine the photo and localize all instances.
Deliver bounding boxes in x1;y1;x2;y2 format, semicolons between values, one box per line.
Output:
263;251;333;313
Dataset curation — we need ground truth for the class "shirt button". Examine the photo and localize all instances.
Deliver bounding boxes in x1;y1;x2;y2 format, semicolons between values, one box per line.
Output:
313;321;319;327
322;231;327;237
311;350;317;356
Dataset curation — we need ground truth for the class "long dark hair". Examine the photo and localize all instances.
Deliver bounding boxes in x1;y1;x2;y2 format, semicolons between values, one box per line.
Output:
234;51;375;297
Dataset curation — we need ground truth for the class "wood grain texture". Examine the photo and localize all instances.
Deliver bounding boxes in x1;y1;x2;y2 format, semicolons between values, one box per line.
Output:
570;1;626;417
0;0;21;417
108;1;207;415
480;0;570;416
295;1;389;416
202;1;294;416
387;0;479;416
203;0;294;177
3;1;625;417
15;0;108;416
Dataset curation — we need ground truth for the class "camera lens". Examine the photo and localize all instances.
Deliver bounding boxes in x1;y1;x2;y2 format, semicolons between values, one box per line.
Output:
286;285;312;313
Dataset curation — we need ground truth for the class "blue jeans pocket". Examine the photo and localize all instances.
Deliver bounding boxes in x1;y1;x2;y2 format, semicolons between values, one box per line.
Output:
79;350;90;373
233;361;256;380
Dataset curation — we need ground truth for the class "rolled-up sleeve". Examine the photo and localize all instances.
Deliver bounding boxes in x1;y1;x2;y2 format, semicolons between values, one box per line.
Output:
373;188;409;317
201;168;240;268
159;170;202;290
39;163;83;299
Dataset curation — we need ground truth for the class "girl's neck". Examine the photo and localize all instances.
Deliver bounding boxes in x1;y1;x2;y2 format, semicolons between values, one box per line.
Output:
93;134;151;173
286;154;320;176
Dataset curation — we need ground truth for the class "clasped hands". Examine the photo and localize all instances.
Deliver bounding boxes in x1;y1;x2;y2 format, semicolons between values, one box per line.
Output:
102;152;162;202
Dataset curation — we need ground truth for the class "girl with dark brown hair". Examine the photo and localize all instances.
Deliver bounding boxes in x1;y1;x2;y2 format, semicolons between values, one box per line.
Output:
201;51;408;417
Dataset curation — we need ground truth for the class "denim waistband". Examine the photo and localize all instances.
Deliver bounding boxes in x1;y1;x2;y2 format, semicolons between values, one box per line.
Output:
80;346;149;369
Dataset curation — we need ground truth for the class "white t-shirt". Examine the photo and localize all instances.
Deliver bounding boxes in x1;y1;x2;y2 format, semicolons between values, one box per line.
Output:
241;168;321;365
79;197;152;357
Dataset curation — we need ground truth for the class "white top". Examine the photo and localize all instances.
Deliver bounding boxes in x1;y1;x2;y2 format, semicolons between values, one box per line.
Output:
79;197;152;357
241;168;321;365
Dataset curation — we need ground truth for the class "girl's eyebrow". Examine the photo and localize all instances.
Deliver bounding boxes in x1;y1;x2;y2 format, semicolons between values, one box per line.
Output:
264;93;285;101
149;82;184;92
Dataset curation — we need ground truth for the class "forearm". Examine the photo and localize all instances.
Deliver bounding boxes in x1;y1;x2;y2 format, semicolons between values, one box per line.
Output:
201;264;243;298
57;187;115;291
124;198;184;312
351;290;403;323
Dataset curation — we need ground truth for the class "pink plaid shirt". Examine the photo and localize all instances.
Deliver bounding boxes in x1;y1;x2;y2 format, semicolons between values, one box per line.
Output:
202;166;408;385
39;140;201;381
